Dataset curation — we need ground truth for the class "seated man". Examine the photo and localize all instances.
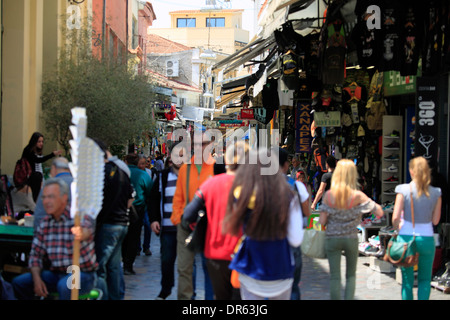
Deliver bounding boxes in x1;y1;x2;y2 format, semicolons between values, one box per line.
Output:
12;178;97;300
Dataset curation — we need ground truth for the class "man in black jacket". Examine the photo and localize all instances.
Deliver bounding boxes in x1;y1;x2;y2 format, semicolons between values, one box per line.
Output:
94;140;135;300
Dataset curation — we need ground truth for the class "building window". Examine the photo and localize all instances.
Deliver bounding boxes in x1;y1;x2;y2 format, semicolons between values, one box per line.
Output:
177;18;196;28
206;17;225;27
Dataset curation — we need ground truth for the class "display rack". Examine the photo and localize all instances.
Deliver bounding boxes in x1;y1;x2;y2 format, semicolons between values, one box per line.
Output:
381;115;403;205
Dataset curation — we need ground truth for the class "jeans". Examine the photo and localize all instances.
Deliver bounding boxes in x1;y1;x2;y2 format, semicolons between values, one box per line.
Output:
399;235;435;300
95;223;128;300
12;270;96;300
291;246;302;300
192;254;214;300
325;237;359;300
159;230;177;297
139;210;151;252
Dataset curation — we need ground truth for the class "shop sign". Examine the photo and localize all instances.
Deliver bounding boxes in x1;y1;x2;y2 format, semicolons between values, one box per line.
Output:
313;111;341;127
295;102;312;154
416;77;439;168
384;71;416;96
240;108;254;119
219;120;246;128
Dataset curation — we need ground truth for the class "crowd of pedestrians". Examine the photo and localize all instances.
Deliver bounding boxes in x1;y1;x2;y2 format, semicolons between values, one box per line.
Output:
5;131;443;301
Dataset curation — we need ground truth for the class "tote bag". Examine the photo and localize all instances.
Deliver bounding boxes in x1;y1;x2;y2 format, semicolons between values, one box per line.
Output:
301;227;327;259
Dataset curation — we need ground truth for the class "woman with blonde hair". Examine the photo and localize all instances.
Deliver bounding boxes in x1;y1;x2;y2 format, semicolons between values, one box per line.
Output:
319;159;383;300
392;156;442;300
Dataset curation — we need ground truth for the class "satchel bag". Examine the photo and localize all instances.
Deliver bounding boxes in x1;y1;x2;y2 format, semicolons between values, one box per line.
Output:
383;184;419;267
301;227;327;259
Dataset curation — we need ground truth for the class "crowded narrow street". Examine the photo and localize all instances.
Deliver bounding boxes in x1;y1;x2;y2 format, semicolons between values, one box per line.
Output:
123;232;450;301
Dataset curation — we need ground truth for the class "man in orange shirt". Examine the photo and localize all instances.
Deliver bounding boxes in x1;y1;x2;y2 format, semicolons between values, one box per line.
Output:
171;134;215;300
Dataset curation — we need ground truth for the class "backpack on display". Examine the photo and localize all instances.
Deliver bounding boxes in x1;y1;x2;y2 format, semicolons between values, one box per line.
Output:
13;157;32;188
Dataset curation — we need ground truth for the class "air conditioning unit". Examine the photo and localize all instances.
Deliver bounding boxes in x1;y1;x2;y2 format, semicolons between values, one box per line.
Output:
166;60;179;77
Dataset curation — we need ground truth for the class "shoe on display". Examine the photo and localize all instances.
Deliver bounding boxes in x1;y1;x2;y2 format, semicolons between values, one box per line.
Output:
383;164;398;172
384;175;399;182
384;141;400;149
385;130;400;138
383;154;399;161
383;188;396;195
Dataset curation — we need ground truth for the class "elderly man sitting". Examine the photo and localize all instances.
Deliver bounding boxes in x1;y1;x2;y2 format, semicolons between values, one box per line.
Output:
11;178;97;300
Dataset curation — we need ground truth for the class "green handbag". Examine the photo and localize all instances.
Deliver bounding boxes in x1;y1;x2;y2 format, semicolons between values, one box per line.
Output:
383;184;419;267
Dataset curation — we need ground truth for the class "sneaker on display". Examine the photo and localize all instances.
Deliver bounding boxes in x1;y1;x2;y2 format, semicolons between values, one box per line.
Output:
384;130;400;138
384;141;400;150
383;154;399;161
383;188;396;195
383;164;398;172
384;175;399;182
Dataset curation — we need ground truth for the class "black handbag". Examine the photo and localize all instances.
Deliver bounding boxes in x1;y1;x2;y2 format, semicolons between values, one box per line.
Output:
185;205;207;253
182;164;207;253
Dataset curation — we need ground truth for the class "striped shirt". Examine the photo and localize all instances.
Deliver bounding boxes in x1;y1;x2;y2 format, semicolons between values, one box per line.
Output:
29;209;97;272
160;171;177;232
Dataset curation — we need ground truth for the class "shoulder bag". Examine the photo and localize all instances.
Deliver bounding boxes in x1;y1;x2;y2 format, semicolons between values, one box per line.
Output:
383;184;419;267
183;164;208;253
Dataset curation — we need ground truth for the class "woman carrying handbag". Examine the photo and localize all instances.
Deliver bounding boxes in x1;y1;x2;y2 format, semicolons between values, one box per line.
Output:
392;156;442;300
319;159;383;300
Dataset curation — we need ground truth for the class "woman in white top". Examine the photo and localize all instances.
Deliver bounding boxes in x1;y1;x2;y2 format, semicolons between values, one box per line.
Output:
392;156;442;300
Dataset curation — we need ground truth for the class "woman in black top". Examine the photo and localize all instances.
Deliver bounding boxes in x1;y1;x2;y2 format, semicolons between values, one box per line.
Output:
21;132;61;201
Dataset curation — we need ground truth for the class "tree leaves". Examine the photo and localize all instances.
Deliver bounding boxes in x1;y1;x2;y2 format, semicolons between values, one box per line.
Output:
41;23;157;154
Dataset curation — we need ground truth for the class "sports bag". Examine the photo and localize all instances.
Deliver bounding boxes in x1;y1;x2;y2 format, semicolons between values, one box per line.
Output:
13;157;32;188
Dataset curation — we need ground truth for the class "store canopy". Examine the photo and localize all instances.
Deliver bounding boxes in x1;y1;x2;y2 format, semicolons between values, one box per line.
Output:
211;0;326;75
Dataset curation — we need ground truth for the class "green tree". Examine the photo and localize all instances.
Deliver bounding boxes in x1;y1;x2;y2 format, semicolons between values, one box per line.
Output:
41;20;157;155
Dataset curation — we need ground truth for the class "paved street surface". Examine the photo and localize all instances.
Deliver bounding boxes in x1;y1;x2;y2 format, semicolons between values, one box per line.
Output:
124;232;450;301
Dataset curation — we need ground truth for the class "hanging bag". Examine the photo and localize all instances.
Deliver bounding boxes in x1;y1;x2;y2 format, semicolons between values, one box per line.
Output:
383;184;419;267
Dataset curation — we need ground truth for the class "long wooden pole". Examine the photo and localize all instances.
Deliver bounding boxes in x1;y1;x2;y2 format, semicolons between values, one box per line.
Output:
71;213;81;300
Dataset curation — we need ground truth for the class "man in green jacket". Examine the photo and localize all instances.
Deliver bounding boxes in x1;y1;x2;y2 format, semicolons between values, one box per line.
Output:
123;153;153;275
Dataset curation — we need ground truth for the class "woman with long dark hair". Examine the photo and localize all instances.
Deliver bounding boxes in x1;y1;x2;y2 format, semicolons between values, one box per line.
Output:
392;156;442;300
21;132;61;201
222;148;303;300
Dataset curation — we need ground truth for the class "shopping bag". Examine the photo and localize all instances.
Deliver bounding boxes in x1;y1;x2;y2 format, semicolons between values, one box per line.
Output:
301;228;327;259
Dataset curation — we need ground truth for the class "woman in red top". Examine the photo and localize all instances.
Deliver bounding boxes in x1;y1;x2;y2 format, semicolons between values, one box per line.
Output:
182;141;249;300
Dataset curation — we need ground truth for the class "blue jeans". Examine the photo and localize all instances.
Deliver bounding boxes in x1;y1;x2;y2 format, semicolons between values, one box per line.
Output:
139;210;151;251
12;270;96;300
159;230;177;297
291;246;302;300
192;253;214;300
399;235;435;300
95;223;128;300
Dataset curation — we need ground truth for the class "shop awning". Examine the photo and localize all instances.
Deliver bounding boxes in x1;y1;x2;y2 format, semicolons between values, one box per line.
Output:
211;0;326;75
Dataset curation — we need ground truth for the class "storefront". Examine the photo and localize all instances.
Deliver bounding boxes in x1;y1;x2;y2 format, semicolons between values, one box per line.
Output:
211;0;450;286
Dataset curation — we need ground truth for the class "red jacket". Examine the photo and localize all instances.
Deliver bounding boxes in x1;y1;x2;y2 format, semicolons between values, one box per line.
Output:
199;173;242;261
